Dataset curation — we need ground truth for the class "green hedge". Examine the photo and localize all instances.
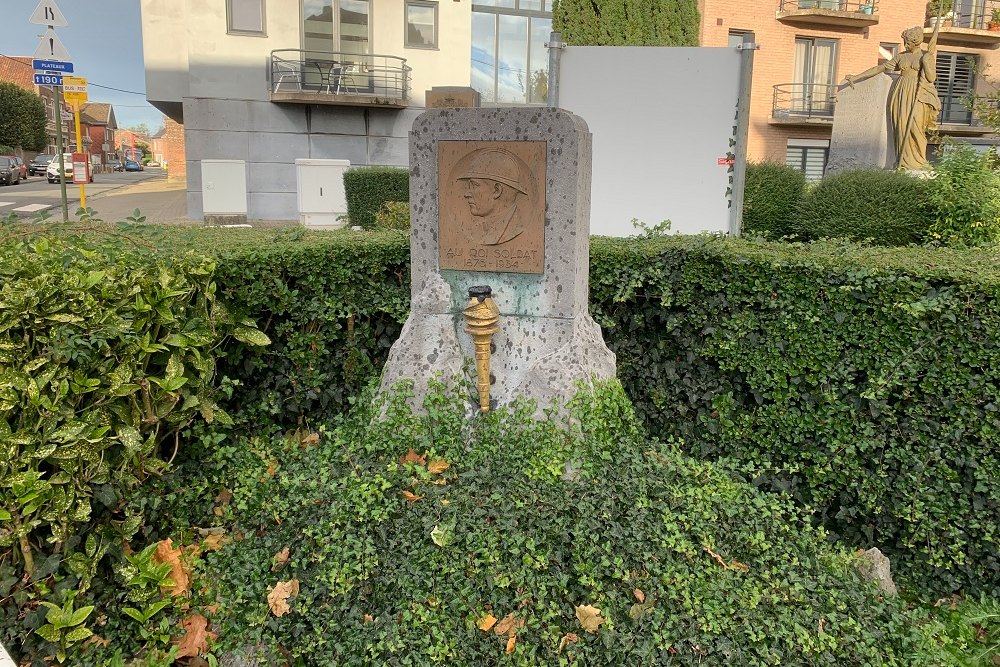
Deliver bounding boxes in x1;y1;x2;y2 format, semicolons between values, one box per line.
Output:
796;168;933;245
5;225;1000;604
343;166;409;229
741;162;805;239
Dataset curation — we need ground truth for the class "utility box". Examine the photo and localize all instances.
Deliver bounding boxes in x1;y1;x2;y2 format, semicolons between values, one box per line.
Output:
296;159;350;228
201;159;248;222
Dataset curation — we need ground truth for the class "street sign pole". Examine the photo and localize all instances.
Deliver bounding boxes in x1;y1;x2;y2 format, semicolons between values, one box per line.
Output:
73;102;86;209
54;87;68;222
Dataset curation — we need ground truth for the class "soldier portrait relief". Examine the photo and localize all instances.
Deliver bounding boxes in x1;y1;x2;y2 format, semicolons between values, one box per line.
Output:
438;141;545;274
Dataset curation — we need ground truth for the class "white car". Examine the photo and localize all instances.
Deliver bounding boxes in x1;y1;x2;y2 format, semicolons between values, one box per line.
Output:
47;153;93;184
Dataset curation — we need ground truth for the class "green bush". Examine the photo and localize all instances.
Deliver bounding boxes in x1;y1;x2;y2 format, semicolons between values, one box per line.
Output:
591;235;1000;596
795;168;933;245
374;201;410;230
134;381;934;665
926;143;1000;247
344;166;409;229
0;232;268;659
741;162;805;238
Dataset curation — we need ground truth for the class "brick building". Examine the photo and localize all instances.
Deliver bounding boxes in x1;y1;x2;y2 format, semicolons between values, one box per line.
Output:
79;102;118;170
0;55;72;156
698;0;1000;178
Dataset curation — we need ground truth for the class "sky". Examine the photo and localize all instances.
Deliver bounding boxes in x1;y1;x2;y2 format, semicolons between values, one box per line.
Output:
0;0;163;133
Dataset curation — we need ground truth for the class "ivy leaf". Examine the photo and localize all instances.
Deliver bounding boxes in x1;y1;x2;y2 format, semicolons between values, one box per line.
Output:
267;578;300;617
430;523;453;547
575;604;605;634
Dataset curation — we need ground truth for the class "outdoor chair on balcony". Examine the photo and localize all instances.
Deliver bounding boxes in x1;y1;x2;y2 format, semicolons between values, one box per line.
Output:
273;57;303;92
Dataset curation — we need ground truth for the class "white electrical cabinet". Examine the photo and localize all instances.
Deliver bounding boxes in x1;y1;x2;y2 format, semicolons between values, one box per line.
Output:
296;159;350;228
201;160;248;215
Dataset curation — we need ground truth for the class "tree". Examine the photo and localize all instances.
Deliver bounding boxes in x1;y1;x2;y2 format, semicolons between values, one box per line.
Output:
0;83;47;152
552;0;700;46
125;122;151;139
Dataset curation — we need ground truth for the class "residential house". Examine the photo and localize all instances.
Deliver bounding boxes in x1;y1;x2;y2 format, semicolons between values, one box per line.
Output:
0;55;73;156
698;0;1000;180
79;102;118;171
139;0;553;220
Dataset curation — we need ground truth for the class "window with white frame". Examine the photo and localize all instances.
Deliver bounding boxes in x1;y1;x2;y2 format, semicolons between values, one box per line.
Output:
786;139;829;182
227;0;266;35
406;1;438;49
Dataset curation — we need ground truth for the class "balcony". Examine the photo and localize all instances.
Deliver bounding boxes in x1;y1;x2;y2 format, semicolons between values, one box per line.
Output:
269;49;411;108
937;94;993;135
770;83;837;126
924;1;1000;47
776;0;879;28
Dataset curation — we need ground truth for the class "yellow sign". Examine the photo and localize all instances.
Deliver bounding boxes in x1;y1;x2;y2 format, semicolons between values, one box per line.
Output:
62;75;87;103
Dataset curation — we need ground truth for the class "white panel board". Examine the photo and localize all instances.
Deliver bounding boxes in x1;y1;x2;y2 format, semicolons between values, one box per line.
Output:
559;47;742;237
201;160;247;215
296;158;350;228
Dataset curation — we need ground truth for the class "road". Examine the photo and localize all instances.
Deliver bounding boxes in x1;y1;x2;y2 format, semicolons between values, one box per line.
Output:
0;168;163;220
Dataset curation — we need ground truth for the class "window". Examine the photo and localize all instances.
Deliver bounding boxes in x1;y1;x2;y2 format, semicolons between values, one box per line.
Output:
472;1;551;105
227;0;266;35
878;42;898;66
406;1;437;49
786;140;829;182
728;30;751;48
303;0;371;56
792;37;838;116
936;52;977;125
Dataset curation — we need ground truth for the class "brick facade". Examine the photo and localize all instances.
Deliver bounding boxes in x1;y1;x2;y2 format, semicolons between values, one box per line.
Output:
161;118;186;183
698;0;1000;164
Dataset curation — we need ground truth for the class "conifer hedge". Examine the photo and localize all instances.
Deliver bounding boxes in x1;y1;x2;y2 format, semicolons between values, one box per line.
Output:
553;0;700;46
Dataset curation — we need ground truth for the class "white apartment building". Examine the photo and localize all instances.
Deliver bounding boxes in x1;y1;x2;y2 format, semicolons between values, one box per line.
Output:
140;0;554;220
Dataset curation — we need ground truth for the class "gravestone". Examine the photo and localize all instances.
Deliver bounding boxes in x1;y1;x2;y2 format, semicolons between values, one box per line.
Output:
379;107;616;413
827;75;896;174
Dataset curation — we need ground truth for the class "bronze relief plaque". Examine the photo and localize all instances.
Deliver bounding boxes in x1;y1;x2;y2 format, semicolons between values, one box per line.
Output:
438;140;545;274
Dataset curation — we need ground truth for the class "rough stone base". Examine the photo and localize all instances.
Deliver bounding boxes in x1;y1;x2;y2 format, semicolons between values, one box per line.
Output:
380;281;616;415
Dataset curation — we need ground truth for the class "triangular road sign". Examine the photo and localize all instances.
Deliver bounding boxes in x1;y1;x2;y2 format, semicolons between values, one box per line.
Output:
33;28;71;61
29;0;68;27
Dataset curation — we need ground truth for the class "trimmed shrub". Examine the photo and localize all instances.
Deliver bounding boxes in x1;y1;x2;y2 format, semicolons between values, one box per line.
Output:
796;168;933;245
135;381;933;665
374;201;410;230
741;162;805;238
344;166;409;229
554;0;700;46
926;143;1000;247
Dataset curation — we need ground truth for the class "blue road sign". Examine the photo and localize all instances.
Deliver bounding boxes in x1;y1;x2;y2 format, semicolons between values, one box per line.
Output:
33;73;63;86
32;59;73;73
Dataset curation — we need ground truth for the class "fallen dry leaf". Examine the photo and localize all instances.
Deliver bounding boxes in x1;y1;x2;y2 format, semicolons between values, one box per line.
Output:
704;546;728;569
267;579;300;617
505;634;517;654
300;432;320;446
214;489;232;508
153;539;190;597
494;613;517;636
479;613;498;632
818;617;826;633
557;632;579;654
401;490;423;502
634;588;645;603
271;546;291;572
364;614;374;623
400;449;426;466
730;560;750;573
575;605;606;634
202;533;230;552
427;459;450;474
174;614;215;658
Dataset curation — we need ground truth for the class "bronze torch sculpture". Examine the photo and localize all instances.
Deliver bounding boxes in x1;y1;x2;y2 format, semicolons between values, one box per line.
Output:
462;285;500;413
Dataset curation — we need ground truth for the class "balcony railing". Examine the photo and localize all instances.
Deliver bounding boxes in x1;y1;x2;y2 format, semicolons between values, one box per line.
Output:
778;0;878;14
269;49;411;107
932;0;1000;30
772;83;837;123
925;1;1000;45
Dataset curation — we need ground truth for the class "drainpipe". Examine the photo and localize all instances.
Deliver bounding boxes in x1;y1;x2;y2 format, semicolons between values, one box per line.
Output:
545;31;565;108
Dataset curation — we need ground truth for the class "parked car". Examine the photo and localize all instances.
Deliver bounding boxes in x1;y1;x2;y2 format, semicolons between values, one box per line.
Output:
146;161;160;168
1;155;27;180
124;160;143;172
29;154;53;176
107;159;123;172
0;157;21;185
47;153;94;184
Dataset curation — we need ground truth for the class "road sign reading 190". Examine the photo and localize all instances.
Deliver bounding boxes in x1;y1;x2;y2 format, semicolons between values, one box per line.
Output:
33;73;62;86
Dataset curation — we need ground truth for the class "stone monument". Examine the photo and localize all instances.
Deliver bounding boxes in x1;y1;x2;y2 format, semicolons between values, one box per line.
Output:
827;76;895;175
379;107;616;413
